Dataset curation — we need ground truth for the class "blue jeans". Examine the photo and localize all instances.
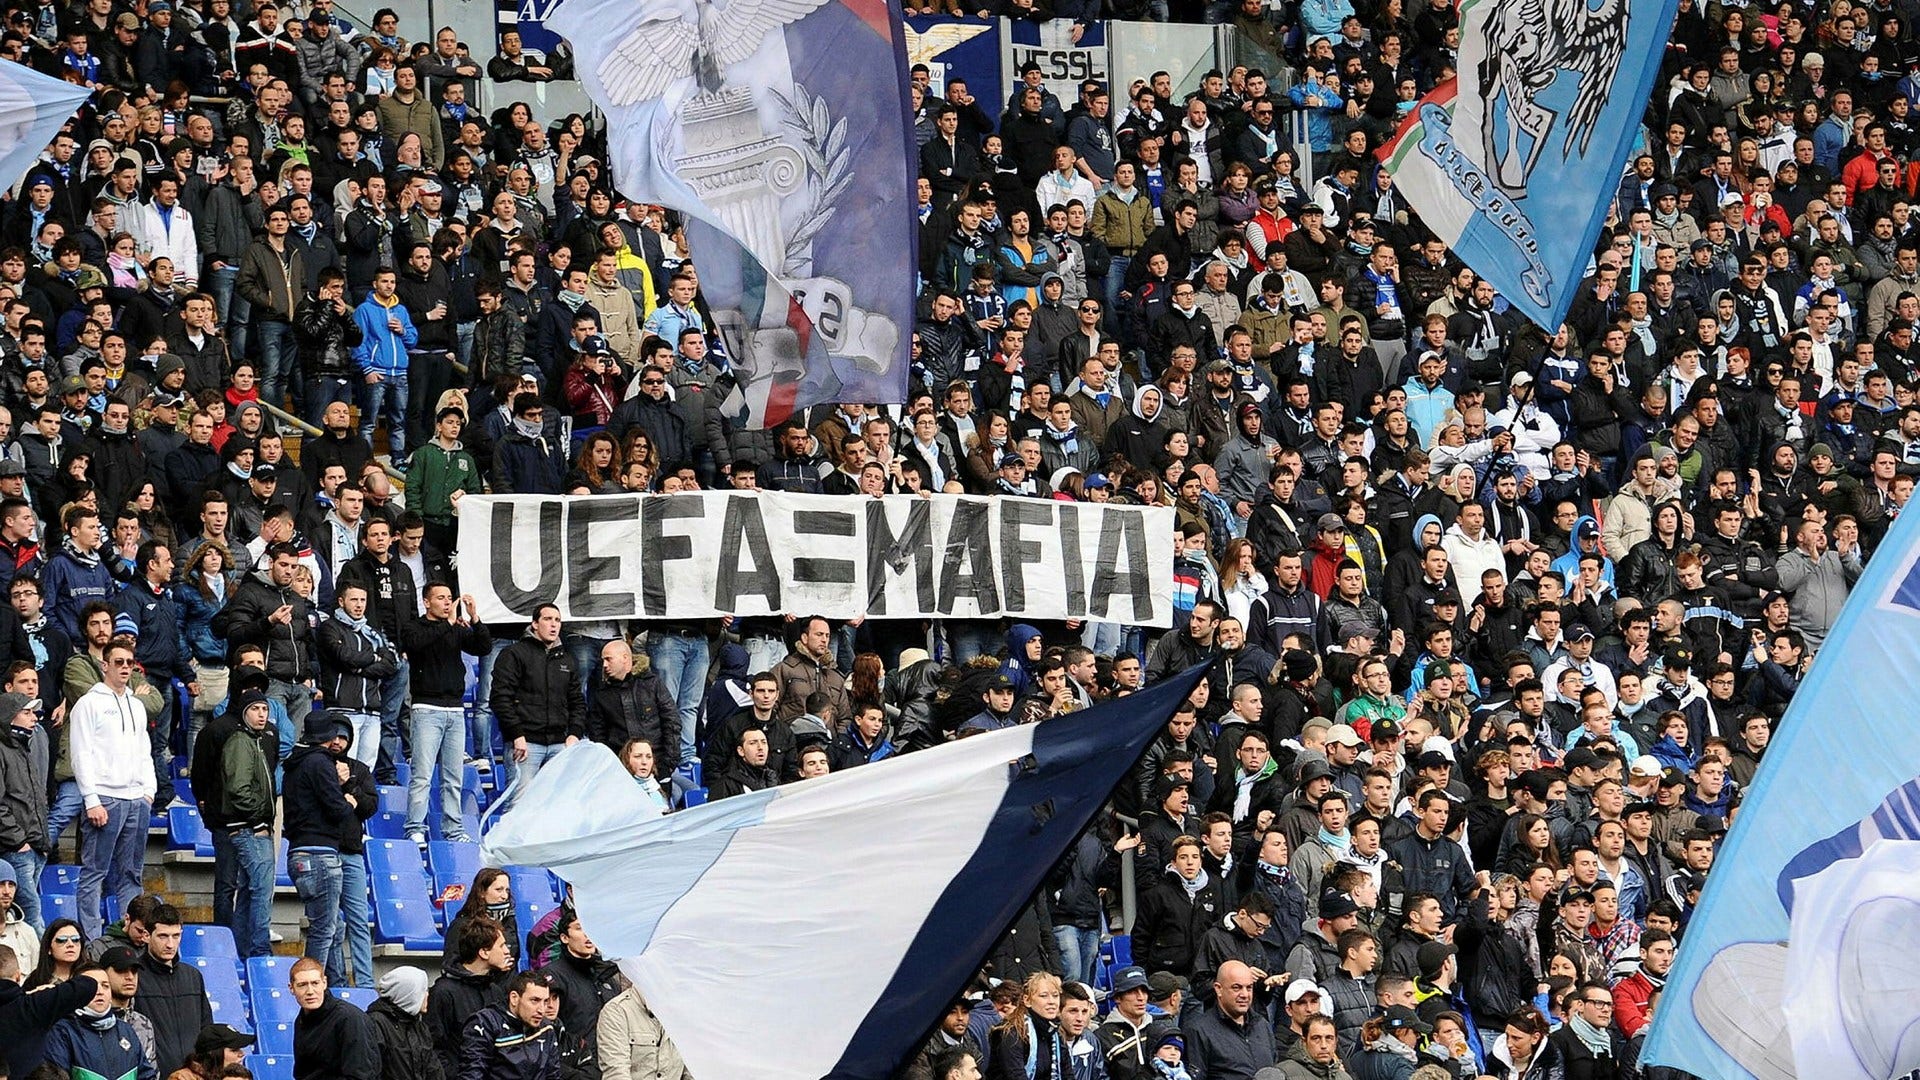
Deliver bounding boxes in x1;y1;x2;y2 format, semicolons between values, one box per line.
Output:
647;632;708;765
305;376;357;429
44;779;80;851
472;637;514;762
359;373;409;458
1053;925;1100;986
289;847;343;973
336;853;371;987
254;319;297;411
78;796;149;938
377;658;410;783
4;848;43;932
343;710;380;772
407;704;467;839
207;265;248;359
504;740;565;813
563;634;607;702
268;679;313;739
225;827;275;957
742;636;786;678
1104;256;1131;337
946;622;999;664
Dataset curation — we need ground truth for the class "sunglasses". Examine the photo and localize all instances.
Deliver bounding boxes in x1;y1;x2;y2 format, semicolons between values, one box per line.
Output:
53;934;82;944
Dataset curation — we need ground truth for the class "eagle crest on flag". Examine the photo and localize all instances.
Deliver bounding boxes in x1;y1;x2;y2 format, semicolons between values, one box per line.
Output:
1476;0;1627;196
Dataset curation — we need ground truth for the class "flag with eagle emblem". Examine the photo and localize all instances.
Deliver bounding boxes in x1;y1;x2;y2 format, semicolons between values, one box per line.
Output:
1377;0;1678;333
551;0;915;426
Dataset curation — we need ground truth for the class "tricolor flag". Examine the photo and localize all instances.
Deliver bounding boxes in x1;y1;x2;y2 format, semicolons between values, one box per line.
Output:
547;0;916;426
481;663;1211;1080
1378;0;1679;332
1646;507;1920;1078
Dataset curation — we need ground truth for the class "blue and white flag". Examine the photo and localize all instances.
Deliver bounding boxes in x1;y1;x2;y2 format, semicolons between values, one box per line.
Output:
1647;509;1920;1079
1378;0;1678;332
548;0;915;426
481;664;1209;1080
0;64;92;195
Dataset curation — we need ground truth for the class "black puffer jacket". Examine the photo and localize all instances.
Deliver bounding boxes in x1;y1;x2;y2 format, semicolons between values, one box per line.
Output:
370;997;445;1080
295;291;364;379
488;635;585;747
885;655;945;752
133;950;213;1073
1455;891;1534;1025
213;567;319;681
542;949;622;1074
586;667;678;776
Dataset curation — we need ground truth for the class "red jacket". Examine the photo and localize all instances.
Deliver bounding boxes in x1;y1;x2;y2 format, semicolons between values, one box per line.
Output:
1612;968;1660;1037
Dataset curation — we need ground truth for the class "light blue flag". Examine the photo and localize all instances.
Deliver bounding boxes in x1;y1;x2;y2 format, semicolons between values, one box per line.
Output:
1377;0;1678;332
1646;509;1920;1079
547;0;915;426
482;663;1211;1079
0;64;93;195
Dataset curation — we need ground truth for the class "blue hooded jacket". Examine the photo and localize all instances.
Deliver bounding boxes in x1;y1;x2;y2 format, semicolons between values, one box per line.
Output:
1002;624;1043;696
1551;514;1616;586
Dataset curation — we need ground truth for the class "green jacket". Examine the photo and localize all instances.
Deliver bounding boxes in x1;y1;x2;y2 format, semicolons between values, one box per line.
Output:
406;438;482;523
218;720;276;830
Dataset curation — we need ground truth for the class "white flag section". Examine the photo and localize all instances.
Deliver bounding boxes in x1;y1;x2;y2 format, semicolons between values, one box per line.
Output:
1781;839;1920;1080
456;491;1175;626
481;665;1209;1080
0;64;92;196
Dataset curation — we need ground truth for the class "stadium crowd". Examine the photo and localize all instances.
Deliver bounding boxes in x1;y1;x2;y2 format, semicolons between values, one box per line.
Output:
0;0;1907;1073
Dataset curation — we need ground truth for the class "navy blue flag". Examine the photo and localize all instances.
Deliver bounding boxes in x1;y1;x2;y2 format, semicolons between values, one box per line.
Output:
550;0;916;425
483;664;1212;1079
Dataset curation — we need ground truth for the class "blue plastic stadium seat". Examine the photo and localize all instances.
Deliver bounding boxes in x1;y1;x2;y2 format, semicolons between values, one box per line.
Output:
428;840;481;896
332;987;377;1009
39;864;79;895
245;1056;293;1080
42;891;76;923
180;924;238;958
366;810;408;839
257;1022;295;1057
506;866;556;906
245;956;293;994
373;898;444;950
1110;934;1132;969
189;955;243;990
207;984;251;1032
366;840;430;885
683;787;708;808
250;986;300;1026
377;785;408;814
167;805;214;855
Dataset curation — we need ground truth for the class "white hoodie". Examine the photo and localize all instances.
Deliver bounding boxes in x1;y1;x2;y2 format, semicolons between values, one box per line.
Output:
68;682;155;808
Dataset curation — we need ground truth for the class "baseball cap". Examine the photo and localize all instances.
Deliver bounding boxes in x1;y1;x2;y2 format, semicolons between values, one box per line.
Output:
1383;1004;1433;1034
114;11;140;30
1317;512;1346;533
1083;472;1110;489
1629;755;1663;777
1370;718;1402;742
1566;623;1595;642
1325;723;1364;748
100;944;142;971
1284;978;1325;1005
1111;965;1149;994
985;673;1015;692
1563;747;1602;771
251;462;277;482
1624;800;1658;818
194;1024;254;1054
1147;971;1188;1000
1663;648;1692;671
999;451;1025;470
0;691;35;721
1416;749;1452;771
59;375;87;396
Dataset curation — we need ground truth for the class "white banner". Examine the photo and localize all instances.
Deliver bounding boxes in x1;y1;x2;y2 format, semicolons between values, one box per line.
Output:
457;491;1175;626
